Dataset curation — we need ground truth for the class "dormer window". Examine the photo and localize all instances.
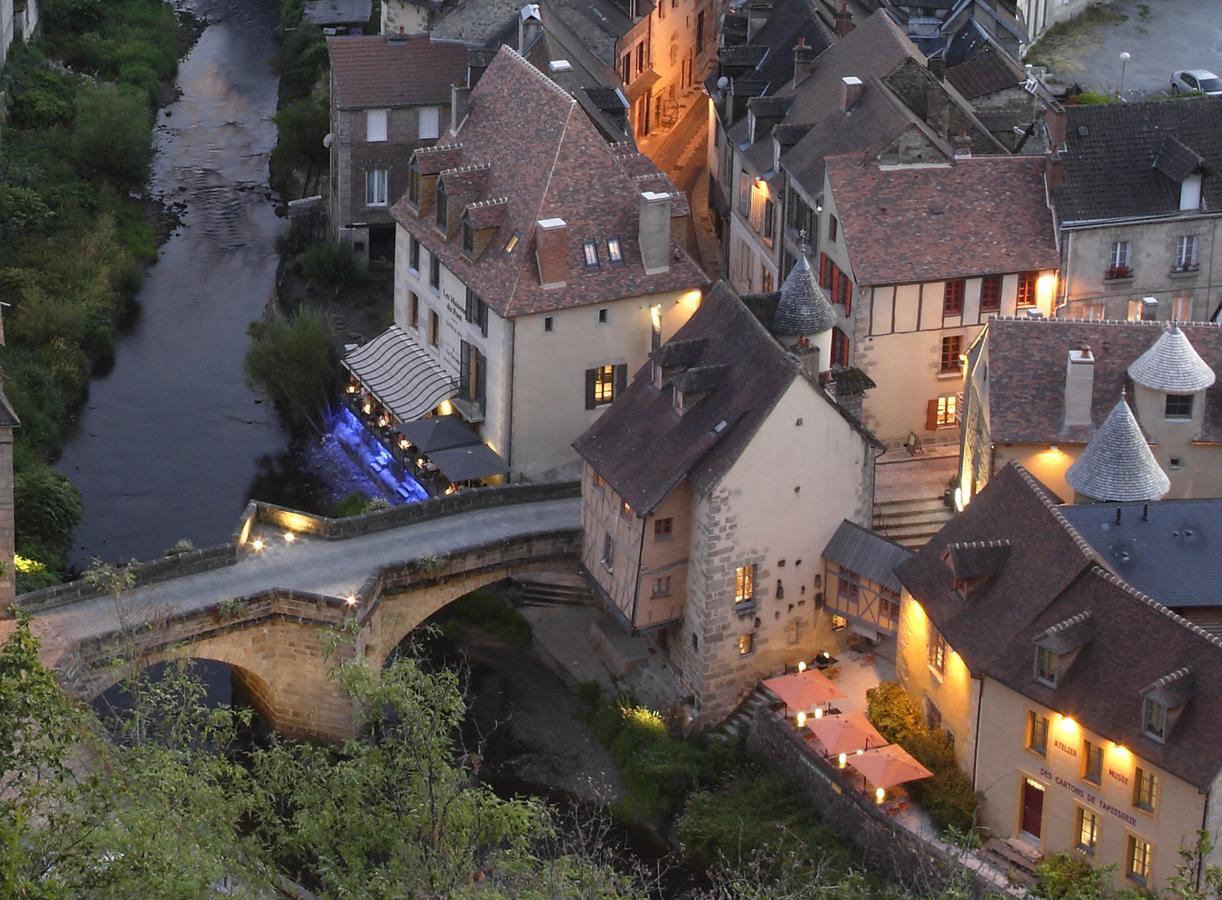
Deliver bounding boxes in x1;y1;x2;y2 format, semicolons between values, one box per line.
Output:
607;236;623;263
582;239;599;268
436;179;448;231
1142;697;1167;743
1035;645;1058;686
1165;394;1194;419
462;220;474;254
408;159;422;205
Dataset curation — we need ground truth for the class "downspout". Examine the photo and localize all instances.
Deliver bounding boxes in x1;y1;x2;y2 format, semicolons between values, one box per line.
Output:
629;512;647;630
1200;787;1211;892
506;318;515;476
971;675;985;791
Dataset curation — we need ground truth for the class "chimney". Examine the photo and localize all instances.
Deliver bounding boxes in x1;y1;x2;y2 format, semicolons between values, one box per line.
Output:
925;82;947;138
535;218;568;288
952;131;972;158
841;76;863;112
1045;154;1064;190
927;51;946;81
1045;103;1068;152
746;1;770;40
639;191;672;275
519;4;542;51
834;2;854;36
1064;346;1095;429
793;37;815;84
451;84;471;129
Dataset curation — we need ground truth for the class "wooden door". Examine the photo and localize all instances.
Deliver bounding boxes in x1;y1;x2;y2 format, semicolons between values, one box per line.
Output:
1021;778;1044;840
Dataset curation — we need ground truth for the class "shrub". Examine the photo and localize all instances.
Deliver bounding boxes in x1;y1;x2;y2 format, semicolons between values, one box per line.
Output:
442;588;532;648
118;61;161;106
1033;852;1113;898
300;241;360;287
1069;91;1113;106
14;553;61;594
72;82;153;188
14;463;84;566
329;491;372;518
163;538;196;557
244;308;337;434
865;681;923;745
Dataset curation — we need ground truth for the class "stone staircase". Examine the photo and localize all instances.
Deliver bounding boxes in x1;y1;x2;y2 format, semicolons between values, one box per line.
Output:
509;571;593;607
872;496;953;549
709;685;775;743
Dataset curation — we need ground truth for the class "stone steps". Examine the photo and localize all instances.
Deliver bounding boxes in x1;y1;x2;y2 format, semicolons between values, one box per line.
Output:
510;572;593;607
872;496;953;548
709;685;774;742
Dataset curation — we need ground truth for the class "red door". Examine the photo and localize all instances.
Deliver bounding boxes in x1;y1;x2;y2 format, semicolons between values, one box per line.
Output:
1021;778;1044;839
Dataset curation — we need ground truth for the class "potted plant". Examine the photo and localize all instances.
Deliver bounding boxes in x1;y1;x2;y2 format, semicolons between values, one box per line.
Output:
1105;264;1132;280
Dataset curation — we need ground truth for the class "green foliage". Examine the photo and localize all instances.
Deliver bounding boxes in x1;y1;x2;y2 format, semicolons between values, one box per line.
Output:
300;240;362;286
867;682;980;834
330;490;374;518
216;597;247;620
277;24;328;105
270;96;329;196
0;183;52;248
1069;91;1115;106
14;553;60;593
73;82;154;188
13;462;84;573
244;308;337;434
1033;852;1114;899
440;588;534;648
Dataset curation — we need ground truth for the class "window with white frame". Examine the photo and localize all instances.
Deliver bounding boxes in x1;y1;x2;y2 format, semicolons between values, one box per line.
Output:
366;108;388;142
365;169;388;206
418;106;440;140
1076;807;1099;854
1142;697;1168;740
1109;240;1131;272
1035;645;1058;685
1127;835;1153;883
1128;298;1158;321
1171;295;1193;321
1175;235;1198;271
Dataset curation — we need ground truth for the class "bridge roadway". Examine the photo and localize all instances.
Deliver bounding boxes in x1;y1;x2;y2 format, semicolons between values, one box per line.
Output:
26;497;581;660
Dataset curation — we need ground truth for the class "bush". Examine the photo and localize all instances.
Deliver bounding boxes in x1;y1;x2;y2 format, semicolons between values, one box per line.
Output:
300;242;361;287
441;588;533;648
1068;91;1113;106
865;680;923;745
244;308;336;434
1033;852;1113;898
329;491;373;518
13;463;84;569
72;82;153;188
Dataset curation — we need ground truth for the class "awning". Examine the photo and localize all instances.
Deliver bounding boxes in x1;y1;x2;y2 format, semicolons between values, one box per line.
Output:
761;669;845;711
429;443;509;483
624;68;660;103
395;415;479;453
343;326;455;423
850;745;933;790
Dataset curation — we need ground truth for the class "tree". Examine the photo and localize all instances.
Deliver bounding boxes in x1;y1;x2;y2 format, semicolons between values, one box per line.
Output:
243;308;337;434
14;461;84;570
72;82;153;189
270;96;329;195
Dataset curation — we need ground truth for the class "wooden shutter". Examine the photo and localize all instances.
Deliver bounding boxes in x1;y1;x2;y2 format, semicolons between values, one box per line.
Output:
925;399;939;432
843;276;852;316
819;253;830;288
585;368;597;409
614;364;628;398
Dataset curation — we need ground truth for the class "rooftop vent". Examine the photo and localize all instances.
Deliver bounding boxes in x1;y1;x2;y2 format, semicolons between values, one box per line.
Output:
549;59;573;73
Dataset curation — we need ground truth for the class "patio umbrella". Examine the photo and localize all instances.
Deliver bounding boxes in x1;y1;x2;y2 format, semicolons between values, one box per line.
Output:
805;711;887;757
850;744;933;789
428;442;510;483
762;669;845;711
394;415;479;453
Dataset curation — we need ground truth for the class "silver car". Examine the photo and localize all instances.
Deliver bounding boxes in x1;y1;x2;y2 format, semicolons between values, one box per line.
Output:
1170;69;1222;95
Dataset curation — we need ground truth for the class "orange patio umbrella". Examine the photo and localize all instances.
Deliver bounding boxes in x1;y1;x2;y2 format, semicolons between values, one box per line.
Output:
850;744;933;790
805;710;887;757
762;669;845;711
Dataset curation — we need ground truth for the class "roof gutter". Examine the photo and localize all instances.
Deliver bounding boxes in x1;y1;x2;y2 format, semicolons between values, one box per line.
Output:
1060;210;1222;230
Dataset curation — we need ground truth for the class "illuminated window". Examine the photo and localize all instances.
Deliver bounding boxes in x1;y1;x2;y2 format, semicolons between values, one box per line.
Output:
504;232;520;253
927;629;947;674
1035;645;1058;686
1127;835;1153;883
935;394;957;428
1016;271;1037;307
979;274;1002;312
738;633;754;655
831;614;847;631
1171;295;1192;321
592;365;615;405
1165;394;1194;420
735;564;755;606
1082;740;1103;784
582;239;599;268
654;517;673;539
943;279;965;316
940;335;963;374
653;576;671;597
1027;711;1049;756
1076;807;1099;854
1134;767;1158;811
607;236;623;263
1142;698;1168;742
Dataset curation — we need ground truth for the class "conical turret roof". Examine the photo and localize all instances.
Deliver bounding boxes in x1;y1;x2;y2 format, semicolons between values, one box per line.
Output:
772;253;837;336
1128;325;1216;393
1065;398;1170;502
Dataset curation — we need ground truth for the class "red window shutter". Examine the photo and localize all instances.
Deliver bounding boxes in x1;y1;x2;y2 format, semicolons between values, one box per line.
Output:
925;399;939;432
843;277;852;316
819;253;830;288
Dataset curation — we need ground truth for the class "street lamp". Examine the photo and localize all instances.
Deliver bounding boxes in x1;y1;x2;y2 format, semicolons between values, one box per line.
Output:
1119;51;1131;99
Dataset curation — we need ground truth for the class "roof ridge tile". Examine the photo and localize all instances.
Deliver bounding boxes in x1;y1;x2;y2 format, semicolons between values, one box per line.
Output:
1010;464;1098;560
1091;566;1222;649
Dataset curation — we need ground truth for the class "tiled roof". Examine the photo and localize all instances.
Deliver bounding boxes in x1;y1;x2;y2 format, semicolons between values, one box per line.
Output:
328;34;470;109
1060;499;1222;611
773;253;836;335
980;318;1222;444
304;0;372;25
896;463;1222;791
391;47;705;319
1064;399;1170;502
825;154;1059;285
944;45;1023;100
823;520;910;592
1127;325;1217;393
1052;96;1222;225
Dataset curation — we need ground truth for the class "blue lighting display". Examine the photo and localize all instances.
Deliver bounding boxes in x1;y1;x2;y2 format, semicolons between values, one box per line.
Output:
328;406;429;505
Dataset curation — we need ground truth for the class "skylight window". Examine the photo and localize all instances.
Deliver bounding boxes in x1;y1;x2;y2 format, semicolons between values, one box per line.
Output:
607;236;623;263
504;232;520;253
582;239;599;268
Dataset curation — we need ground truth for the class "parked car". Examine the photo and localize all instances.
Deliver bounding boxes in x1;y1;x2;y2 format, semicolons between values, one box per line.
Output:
1170;69;1222;95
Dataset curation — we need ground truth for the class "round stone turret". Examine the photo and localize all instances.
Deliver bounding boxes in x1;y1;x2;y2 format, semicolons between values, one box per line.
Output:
772;253;837;337
1127;325;1216;393
1065;398;1170;503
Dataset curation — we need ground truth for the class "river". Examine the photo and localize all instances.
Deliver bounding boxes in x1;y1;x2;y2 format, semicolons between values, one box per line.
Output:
55;0;335;568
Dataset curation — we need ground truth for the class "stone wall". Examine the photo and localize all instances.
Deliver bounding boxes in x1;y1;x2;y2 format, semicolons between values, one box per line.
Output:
748;706;1014;897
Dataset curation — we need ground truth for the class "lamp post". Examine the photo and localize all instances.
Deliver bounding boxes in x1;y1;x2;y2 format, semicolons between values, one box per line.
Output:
1118;51;1131;99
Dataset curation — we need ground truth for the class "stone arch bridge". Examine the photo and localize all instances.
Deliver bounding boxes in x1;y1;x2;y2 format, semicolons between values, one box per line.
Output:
12;485;581;740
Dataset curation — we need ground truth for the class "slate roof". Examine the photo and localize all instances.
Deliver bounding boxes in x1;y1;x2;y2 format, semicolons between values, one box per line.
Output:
1127;325;1217;393
1052;96;1222;225
823;520;911;592
773;253;836;335
979;318;1222;445
944;45;1023;100
1064;398;1171;502
895;462;1222;791
1060;499;1222;610
391;48;706;319
328;34;470;109
304;0;372;25
825;154;1059;285
573;282;801;514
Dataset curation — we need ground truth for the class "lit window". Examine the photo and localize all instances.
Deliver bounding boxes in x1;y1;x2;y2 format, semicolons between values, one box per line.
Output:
831;614;847;631
1035;645;1058;686
1083;739;1102;784
979;274;1002;312
738;633;754;655
943;279;965;316
940;335;963;374
607;236;623;263
935;395;957;428
653;576;671;597
582;239;599;268
504;232;520;253
1127;835;1153;883
1171;295;1193;321
928;629;947;675
1134;767;1158;811
654;517;673;539
1027;711;1049;756
1076;807;1099;854
1175;235;1198;271
1129;297;1158;321
365;108;388;142
418;106;440;140
592;365;616;405
735;564;755;606
1165;394;1194;420
1141;698;1167;742
365;169;388;207
1016;271;1037;307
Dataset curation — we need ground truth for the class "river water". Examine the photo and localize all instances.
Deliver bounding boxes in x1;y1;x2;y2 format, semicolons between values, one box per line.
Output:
55;0;333;568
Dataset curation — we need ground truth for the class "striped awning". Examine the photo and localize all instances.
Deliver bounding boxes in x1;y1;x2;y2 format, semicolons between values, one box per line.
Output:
342;326;456;423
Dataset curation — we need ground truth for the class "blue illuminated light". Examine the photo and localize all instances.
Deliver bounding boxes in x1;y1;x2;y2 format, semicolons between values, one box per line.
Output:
328;406;428;505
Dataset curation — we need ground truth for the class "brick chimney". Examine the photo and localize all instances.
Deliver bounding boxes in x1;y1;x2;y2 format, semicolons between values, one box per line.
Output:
793;37;816;84
639;191;672;275
519;4;543;51
927;52;946;81
535;218;568;288
1064;347;1095;429
841;76;863;112
953;131;972;158
1045;103;1068;151
834;2;854;36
